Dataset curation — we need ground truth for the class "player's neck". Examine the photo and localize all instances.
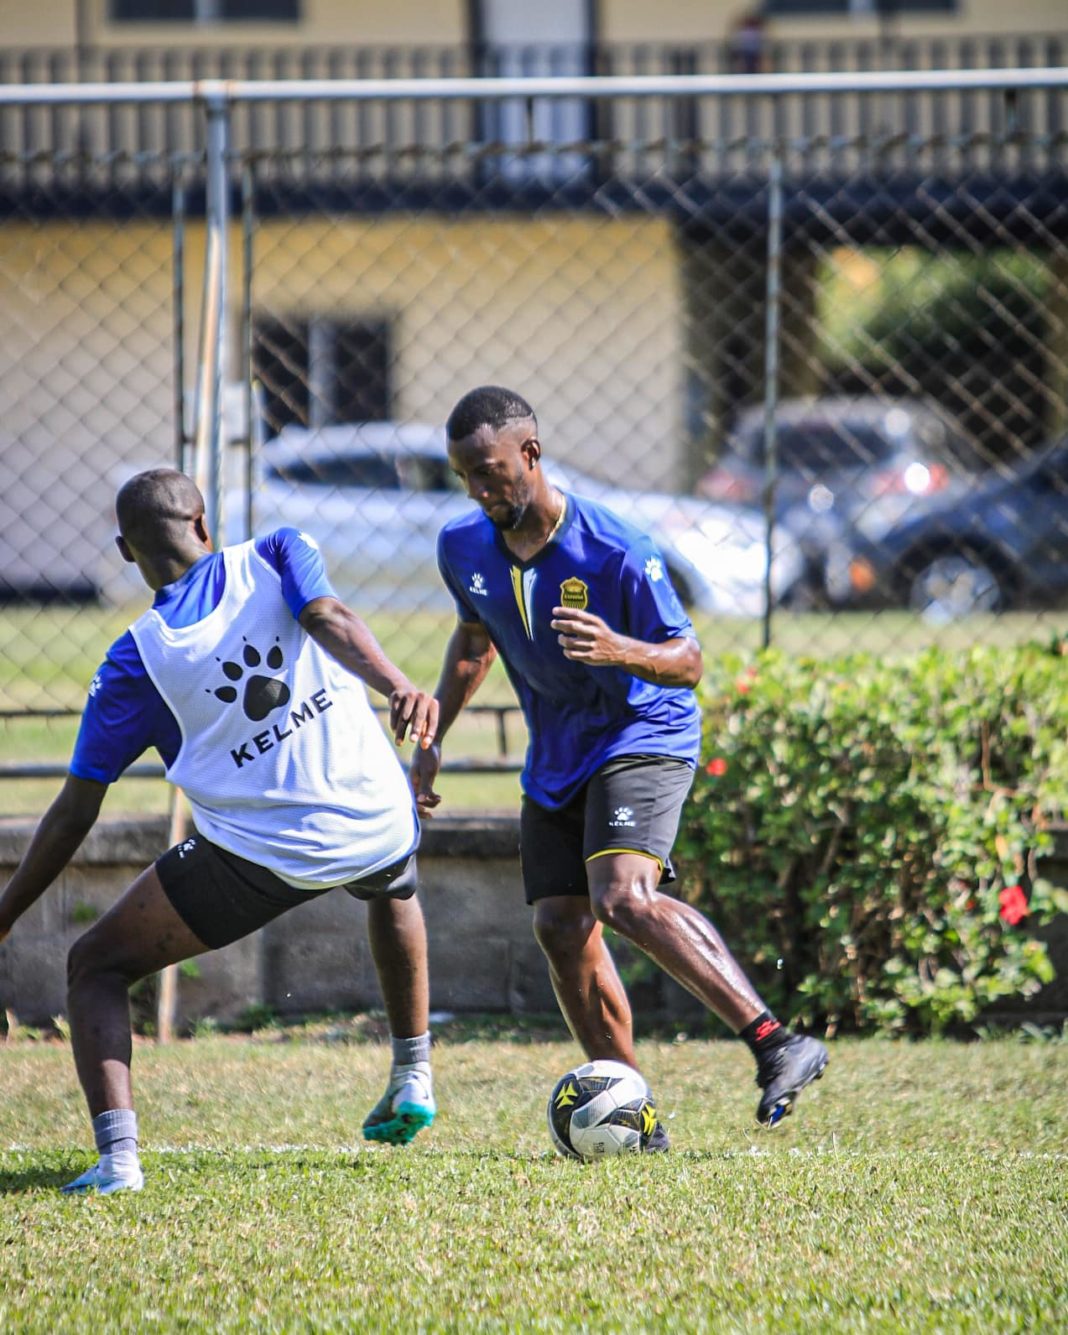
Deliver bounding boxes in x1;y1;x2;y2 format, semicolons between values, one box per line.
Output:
502;489;565;562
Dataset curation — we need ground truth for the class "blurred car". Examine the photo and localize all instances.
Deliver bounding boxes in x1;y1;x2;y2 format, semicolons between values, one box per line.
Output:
696;396;976;608
697;396;968;522
824;437;1068;620
233;421;806;618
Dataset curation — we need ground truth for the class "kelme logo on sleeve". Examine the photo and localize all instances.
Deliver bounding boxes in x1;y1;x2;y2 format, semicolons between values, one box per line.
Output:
559;577;589;610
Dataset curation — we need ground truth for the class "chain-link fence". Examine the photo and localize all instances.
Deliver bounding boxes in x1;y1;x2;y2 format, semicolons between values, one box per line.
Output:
3;71;1068;792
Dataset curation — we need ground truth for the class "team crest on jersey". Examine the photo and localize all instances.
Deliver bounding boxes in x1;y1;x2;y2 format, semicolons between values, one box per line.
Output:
559;577;589;610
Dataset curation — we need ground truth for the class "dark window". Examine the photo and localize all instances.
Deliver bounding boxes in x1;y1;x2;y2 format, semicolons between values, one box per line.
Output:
739;424;896;472
764;1;954;13
396;456;463;493
111;1;299;22
1029;449;1068;494
253;316;391;436
265;456;400;488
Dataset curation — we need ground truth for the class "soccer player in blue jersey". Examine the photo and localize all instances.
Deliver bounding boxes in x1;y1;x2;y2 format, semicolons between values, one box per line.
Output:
0;469;439;1194
413;386;829;1134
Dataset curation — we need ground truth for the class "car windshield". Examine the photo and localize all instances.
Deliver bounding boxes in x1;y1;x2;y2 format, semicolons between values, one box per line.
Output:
265;451;463;492
736;424;898;472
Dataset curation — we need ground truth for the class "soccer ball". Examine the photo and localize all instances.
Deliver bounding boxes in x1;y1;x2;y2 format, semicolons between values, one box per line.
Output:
547;1059;657;1159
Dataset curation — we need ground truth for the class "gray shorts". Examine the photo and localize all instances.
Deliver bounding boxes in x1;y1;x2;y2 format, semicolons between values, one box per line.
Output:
519;754;694;905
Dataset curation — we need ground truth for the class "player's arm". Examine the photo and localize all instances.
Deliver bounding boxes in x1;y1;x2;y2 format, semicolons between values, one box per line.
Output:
552;538;702;686
549;609;702;686
298;596;439;748
0;776;108;942
263;530;438;747
410;618;497;816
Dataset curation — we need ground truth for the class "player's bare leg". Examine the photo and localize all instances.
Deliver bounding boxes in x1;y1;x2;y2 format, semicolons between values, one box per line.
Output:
64;864;211;1192
533;893;671;1151
586;853;763;1030
533;895;636;1066
366;893;429;1038
362;893;436;1145
586;853;828;1127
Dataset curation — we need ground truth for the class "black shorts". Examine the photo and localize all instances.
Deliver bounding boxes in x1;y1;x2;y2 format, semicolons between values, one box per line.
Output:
156;833;418;951
519;754;694;905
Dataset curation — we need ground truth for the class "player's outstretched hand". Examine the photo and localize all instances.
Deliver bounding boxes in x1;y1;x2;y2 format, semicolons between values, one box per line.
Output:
550;607;624;666
410;743;443;818
389;685;440;749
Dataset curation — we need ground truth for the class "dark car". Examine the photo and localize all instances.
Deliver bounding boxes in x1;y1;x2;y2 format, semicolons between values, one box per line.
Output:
697;396;967;522
696;397;975;607
824;438;1068;620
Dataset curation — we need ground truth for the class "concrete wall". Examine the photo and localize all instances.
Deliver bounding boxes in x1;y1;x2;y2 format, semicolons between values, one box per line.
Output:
0;813;559;1029
2;814;1066;1030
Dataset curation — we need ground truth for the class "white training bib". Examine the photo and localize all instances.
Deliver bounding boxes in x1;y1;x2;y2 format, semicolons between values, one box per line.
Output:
130;542;417;888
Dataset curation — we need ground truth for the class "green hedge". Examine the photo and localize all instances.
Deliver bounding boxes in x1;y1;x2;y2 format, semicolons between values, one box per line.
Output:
674;642;1068;1036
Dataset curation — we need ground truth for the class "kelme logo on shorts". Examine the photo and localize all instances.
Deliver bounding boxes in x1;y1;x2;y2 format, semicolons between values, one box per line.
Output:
559;577;589;610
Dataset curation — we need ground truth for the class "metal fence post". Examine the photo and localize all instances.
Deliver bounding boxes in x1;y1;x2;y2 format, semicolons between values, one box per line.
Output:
172;166;188;472
761;144;784;651
193;85;231;543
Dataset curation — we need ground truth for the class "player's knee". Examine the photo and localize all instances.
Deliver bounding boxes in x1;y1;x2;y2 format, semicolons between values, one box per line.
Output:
66;931;102;994
66;929;136;995
590;877;656;936
533;903;597;967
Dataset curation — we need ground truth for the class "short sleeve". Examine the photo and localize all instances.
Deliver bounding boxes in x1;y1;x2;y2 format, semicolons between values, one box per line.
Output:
619;536;695;643
69;633;181;782
437;531;483;625
256;528;336;619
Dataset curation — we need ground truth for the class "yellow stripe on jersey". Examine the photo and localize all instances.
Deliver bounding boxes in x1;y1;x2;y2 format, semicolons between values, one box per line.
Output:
510;566;537;640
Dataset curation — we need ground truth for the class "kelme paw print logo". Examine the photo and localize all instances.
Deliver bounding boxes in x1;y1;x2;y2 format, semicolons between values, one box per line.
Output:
209;638;291;722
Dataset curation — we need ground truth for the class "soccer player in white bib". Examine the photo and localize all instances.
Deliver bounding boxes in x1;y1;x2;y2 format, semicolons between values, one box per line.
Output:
413;387;829;1137
0;469;440;1193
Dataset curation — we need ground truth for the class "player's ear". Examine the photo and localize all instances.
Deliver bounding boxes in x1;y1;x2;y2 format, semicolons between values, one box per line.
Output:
193;513;213;549
115;534;135;565
523;436;541;469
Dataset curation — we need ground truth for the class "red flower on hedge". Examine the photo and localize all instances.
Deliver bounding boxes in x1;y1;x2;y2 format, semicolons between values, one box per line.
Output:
706;757;728;777
998;884;1028;926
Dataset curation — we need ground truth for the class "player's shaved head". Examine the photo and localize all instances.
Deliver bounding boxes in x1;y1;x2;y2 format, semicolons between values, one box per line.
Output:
116;468;206;555
446;386;537;443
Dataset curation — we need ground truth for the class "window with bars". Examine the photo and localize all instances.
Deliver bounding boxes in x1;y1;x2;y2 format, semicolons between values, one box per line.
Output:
252;317;392;436
111;1;299;22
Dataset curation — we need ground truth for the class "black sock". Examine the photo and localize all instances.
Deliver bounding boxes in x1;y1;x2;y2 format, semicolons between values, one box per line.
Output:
740;1011;791;1059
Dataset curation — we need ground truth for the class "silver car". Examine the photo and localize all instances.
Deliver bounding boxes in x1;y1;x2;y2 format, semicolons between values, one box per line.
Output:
235;422;803;619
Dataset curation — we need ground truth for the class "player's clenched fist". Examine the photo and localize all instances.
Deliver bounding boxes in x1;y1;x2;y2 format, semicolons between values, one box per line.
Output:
550;607;625;666
410;743;443;817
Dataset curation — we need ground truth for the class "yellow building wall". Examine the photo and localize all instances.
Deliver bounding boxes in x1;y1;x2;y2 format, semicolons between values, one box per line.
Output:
0;0;77;46
0;0;466;51
1;213;683;597
4;0;1066;53
600;0;1068;43
249;215;682;490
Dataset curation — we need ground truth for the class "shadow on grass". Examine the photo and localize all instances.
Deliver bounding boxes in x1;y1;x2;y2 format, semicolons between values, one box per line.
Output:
0;1164;80;1194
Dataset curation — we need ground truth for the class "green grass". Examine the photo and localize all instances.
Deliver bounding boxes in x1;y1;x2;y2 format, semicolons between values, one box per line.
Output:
1;1026;1066;1331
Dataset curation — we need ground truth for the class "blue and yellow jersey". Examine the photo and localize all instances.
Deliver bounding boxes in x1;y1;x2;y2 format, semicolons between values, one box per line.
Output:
438;493;701;809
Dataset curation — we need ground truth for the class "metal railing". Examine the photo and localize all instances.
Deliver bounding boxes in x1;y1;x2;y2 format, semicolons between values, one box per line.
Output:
2;42;1066;164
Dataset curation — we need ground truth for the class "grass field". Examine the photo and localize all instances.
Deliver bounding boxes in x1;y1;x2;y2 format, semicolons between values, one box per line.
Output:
2;1023;1066;1331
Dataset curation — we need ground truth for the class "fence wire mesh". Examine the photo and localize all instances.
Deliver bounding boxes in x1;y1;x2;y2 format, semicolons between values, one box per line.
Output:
3;81;1068;793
